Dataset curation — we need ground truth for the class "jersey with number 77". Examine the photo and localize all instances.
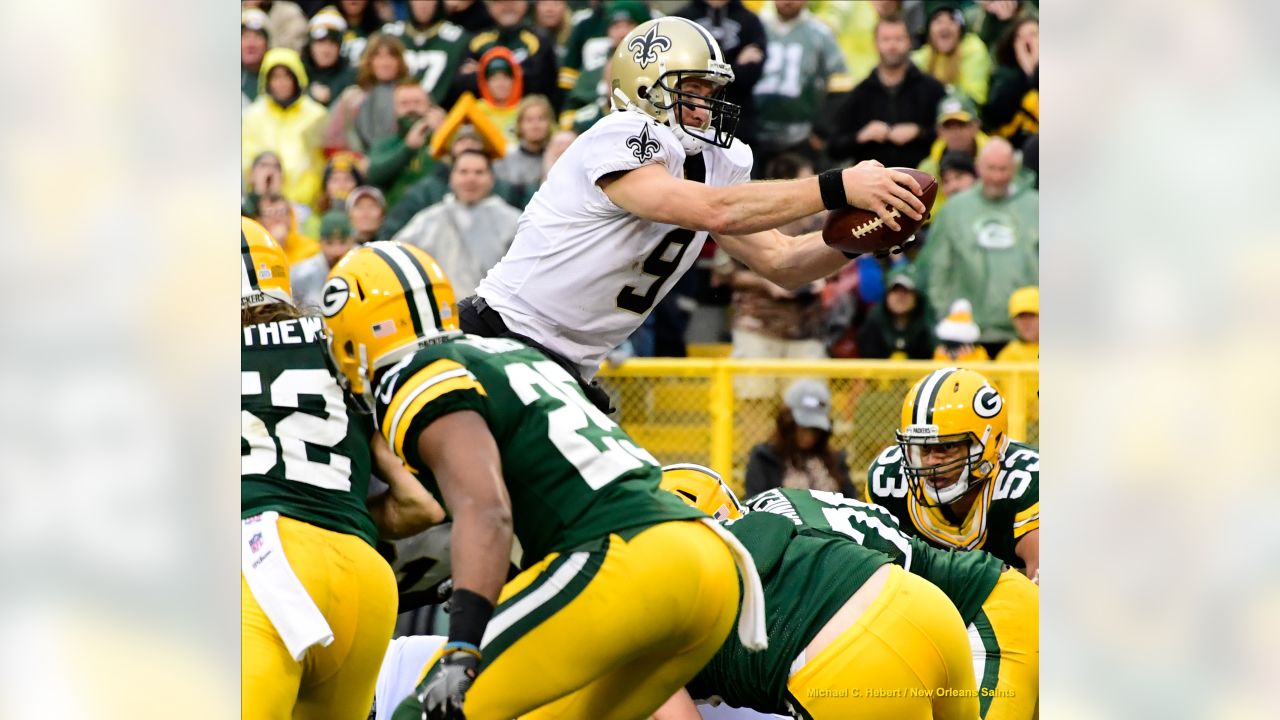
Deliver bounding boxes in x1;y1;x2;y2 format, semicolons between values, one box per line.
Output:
864;441;1040;570
372;334;705;567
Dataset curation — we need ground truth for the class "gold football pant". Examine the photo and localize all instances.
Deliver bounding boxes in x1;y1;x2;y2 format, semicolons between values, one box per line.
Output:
242;516;398;720
970;569;1039;720
402;519;740;720
786;565;980;720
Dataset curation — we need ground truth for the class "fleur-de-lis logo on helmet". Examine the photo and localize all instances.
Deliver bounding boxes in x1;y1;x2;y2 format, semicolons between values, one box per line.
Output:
626;124;662;162
628;24;671;70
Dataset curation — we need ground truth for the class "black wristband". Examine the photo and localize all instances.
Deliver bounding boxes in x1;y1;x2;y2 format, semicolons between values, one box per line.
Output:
818;168;846;211
447;588;495;648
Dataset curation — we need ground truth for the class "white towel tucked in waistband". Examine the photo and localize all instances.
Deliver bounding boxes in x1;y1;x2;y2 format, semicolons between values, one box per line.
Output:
242;512;334;661
701;517;768;651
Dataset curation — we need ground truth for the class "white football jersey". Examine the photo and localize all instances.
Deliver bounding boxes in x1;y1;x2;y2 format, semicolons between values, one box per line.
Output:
476;109;753;378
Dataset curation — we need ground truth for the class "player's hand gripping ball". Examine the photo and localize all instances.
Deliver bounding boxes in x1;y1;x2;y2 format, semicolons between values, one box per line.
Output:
823;168;938;257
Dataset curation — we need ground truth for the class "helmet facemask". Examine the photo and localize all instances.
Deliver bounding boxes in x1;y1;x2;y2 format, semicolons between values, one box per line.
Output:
649;67;739;151
896;425;996;507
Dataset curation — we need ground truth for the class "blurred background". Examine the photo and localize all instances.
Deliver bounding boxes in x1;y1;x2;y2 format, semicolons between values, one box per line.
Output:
1;0;1276;717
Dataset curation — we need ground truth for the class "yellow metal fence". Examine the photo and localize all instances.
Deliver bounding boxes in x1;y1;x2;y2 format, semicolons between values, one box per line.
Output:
596;360;1039;495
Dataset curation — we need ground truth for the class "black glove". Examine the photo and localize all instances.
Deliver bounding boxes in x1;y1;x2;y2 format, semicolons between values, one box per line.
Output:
418;644;480;720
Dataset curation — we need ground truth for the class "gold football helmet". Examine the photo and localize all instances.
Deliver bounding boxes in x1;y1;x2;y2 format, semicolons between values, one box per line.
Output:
609;16;738;151
320;241;460;404
896;367;1009;506
241;216;291;307
660;464;743;522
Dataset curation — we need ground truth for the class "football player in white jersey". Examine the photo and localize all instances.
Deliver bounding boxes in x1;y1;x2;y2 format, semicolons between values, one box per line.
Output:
466;16;927;412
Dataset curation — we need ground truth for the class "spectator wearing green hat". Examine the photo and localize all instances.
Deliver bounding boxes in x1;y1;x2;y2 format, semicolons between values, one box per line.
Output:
291;211;359;307
302;7;357;106
473;49;523;142
913;1;993;105
856;264;936;360
918;91;986;213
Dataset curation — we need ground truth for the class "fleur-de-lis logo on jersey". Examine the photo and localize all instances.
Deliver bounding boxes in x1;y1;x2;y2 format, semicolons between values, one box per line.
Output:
628;25;671;70
627;124;661;162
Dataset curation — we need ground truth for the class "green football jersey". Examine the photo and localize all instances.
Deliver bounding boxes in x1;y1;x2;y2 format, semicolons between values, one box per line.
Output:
241;316;378;547
382;19;472;105
865;441;1041;570
686;511;890;716
745;487;1003;626
754;16;850;147
372;335;704;567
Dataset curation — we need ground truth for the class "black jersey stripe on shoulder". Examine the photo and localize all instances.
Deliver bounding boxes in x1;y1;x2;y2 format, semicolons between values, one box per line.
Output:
241;229;260;290
368;244;426;336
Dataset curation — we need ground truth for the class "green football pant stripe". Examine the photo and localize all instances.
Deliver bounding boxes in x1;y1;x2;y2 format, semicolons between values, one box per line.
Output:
479;539;608;667
968;609;1002;718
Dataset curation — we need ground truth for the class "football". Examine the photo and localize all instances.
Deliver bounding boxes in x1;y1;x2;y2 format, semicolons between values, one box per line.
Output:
822;168;938;256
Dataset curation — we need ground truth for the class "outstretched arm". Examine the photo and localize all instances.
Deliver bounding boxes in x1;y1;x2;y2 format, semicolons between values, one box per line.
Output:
598;160;925;237
713;227;847;291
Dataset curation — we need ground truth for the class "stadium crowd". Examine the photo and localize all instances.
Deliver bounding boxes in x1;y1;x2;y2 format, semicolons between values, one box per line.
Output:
243;0;1039;369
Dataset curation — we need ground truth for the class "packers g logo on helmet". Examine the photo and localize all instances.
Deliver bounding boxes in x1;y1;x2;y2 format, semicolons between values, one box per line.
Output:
241;216;291;308
320;242;460;405
610;17;739;152
660;464;744;522
896;368;1010;507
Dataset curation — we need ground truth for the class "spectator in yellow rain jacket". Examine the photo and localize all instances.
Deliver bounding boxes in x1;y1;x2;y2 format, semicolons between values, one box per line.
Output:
913;2;992;106
242;48;330;207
